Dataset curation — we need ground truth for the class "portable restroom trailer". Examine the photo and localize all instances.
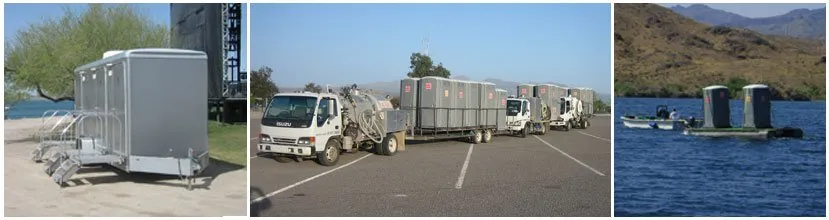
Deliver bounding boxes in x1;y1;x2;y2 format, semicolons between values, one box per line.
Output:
702;85;731;128
742;84;772;129
518;84;534;98
400;78;420;127
37;49;209;188
495;89;508;131
418;77;453;129
479;82;498;127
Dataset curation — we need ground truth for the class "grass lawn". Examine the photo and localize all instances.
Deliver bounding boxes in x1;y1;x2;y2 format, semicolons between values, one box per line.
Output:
208;121;247;167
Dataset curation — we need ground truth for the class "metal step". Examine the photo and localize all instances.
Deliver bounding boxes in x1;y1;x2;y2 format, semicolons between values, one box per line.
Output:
51;158;81;185
43;152;64;175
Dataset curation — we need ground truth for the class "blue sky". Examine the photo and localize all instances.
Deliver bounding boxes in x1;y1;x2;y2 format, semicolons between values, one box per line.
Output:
4;3;248;70
660;3;826;18
251;4;611;94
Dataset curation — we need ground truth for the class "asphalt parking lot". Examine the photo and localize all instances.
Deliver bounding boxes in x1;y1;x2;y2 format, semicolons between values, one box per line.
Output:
249;111;610;217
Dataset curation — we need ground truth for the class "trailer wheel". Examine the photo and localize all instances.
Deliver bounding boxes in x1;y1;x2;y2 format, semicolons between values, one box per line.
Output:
482;129;493;143
472;130;483;144
380;133;398;156
316;140;341;166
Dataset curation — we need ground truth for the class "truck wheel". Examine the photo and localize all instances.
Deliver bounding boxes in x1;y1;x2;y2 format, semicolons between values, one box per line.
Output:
482;129;493;143
274;155;293;163
380;133;398;156
539;123;547;135
472;130;482;144
565;121;571;131
316;140;341;166
521;123;529;138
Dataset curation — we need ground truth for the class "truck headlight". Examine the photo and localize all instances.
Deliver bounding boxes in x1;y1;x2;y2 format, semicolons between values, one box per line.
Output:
259;134;271;143
297;137;316;146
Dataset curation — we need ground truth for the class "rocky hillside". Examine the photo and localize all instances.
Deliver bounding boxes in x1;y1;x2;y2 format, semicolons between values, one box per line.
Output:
670;4;826;39
614;3;825;101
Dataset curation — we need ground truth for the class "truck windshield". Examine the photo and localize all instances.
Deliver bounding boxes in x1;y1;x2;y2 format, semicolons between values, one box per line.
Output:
506;100;522;116
262;96;318;128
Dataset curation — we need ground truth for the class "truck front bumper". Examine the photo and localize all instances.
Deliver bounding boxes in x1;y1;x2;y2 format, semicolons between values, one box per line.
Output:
551;121;566;126
258;143;314;156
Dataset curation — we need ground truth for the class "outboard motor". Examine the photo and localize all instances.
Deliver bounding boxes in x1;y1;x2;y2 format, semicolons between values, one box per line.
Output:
685;116;697;128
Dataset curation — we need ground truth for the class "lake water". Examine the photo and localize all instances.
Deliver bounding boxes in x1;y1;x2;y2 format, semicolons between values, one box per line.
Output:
614;97;825;217
4;100;75;119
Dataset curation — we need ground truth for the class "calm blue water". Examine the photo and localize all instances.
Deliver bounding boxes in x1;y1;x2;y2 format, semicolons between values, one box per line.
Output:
4;100;75;119
614;97;826;217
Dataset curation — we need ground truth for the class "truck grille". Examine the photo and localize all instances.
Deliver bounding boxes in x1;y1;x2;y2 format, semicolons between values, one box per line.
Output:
271;138;297;146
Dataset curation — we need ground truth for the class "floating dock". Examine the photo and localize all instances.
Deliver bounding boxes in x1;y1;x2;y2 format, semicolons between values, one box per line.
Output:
683;127;803;139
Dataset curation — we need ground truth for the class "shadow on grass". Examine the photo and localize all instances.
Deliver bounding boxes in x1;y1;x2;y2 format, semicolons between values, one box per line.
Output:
62;157;245;190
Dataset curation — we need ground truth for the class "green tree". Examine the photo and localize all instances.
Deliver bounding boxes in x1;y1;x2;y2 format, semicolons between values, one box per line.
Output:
4;4;169;102
4;68;29;106
407;52;451;78
304;82;323;93
250;66;279;102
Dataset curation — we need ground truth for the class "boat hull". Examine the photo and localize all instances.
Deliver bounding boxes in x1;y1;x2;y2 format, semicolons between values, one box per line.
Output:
621;117;687;130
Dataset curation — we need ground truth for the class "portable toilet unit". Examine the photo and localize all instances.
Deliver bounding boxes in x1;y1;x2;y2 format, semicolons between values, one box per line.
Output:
399;78;420;127
534;84;558;120
448;79;462;128
418;76;452;129
702;85;731;128
464;81;480;127
479;82;497;127
495;89;508;131
518;84;534;98
527;97;545;121
742;84;772;128
40;49;210;187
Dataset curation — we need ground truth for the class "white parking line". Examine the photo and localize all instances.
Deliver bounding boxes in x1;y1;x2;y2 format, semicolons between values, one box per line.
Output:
577;131;611;142
455;144;475;189
250;154;372;204
533;135;606;176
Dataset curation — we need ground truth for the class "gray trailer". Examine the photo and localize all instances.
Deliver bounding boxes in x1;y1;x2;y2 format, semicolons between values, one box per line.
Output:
33;49;210;189
404;77;509;143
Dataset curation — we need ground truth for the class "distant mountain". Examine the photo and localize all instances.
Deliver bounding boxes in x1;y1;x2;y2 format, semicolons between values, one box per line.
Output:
277;77;610;103
669;4;826;39
615;3;825;100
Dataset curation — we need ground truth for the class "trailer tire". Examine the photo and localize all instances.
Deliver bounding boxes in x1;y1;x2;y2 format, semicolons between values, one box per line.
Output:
380;133;398;156
472;130;483;144
482;129;493;143
316;139;341;166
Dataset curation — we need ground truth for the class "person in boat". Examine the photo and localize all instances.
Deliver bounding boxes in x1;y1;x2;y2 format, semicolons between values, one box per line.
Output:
656;106;669;119
669;108;680;120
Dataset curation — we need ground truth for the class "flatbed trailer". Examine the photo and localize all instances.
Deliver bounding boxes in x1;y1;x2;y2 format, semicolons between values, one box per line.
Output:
405;107;518;143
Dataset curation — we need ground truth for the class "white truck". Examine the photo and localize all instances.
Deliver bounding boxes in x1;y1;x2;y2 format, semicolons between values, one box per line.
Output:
256;88;407;166
505;97;551;137
551;96;590;131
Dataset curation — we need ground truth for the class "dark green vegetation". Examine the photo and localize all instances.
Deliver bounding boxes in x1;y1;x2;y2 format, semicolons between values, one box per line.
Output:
4;4;168;104
407;52;452;78
594;99;611;113
250;66;279;106
303;82;323;93
208;121;247;167
614;4;825;101
670;4;826;39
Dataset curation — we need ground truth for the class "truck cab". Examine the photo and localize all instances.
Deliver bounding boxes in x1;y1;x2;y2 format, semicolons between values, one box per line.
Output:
258;92;344;166
552;96;588;130
505;98;532;135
